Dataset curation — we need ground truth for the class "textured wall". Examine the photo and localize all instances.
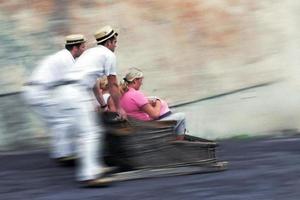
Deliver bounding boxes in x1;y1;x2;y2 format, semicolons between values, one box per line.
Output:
1;0;300;149
1;0;293;99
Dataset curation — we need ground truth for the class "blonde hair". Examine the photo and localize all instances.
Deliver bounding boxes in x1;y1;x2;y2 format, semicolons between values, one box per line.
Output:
120;67;143;93
98;76;108;90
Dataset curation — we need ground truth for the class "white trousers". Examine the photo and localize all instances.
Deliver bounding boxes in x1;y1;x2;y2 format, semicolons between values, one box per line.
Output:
54;84;103;181
22;85;75;158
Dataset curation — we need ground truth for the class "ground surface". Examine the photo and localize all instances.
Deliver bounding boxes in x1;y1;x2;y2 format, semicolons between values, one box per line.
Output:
1;134;300;200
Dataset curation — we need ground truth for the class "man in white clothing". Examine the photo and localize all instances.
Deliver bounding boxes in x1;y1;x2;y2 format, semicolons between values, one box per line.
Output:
22;35;86;163
55;25;125;187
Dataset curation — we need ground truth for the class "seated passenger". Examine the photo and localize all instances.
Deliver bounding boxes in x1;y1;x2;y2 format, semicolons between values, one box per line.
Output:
94;76;117;112
120;68;186;140
147;96;171;119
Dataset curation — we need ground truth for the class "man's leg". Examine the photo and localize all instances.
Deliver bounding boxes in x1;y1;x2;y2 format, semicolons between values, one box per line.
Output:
56;85;103;181
22;85;75;159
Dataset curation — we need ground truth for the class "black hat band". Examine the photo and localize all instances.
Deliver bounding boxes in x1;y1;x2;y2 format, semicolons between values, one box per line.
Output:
96;30;116;43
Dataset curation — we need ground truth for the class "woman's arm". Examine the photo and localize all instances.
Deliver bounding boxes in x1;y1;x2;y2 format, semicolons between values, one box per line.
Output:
142;100;161;119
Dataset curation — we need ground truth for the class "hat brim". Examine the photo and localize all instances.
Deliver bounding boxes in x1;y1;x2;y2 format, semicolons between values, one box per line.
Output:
96;31;118;44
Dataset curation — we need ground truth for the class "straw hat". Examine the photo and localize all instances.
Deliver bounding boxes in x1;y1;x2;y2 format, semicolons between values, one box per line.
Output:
65;34;86;45
94;25;118;44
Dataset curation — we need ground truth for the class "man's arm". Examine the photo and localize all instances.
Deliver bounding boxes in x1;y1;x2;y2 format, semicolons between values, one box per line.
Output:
107;75;126;117
93;79;107;109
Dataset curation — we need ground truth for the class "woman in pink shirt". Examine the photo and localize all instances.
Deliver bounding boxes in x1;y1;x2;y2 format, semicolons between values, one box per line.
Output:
120;68;186;140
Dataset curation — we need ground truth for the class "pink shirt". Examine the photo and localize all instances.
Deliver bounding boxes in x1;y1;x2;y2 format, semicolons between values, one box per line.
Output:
120;88;151;121
159;99;170;116
148;96;170;116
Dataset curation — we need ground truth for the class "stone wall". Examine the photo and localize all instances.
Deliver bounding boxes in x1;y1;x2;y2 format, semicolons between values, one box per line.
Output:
1;0;300;149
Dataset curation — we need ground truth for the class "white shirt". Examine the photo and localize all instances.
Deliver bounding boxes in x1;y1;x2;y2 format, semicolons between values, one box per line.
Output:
30;49;75;86
103;93;110;104
64;45;117;89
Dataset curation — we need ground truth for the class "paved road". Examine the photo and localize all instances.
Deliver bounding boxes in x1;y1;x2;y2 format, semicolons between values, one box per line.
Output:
1;134;300;200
